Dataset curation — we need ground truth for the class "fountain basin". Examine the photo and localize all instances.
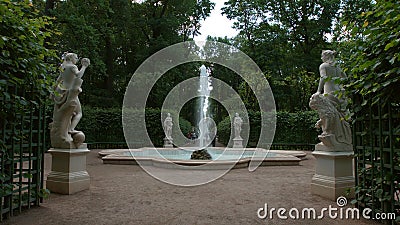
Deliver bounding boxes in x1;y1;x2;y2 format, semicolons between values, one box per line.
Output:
99;147;306;170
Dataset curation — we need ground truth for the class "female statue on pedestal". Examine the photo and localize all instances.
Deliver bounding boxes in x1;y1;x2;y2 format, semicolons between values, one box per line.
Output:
234;113;243;139
163;113;173;139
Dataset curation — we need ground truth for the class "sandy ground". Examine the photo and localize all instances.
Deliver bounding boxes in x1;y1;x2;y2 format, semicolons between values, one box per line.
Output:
4;150;380;225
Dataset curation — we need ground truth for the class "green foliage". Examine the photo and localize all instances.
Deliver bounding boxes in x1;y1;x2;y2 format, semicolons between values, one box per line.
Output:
215;116;231;146
77;106;124;143
274;111;319;144
144;108;192;147
336;1;400;220
0;0;57;120
222;0;340;111
341;0;400;105
0;1;56;215
217;110;319;146
43;0;214;107
344;99;400;221
78;106;192;147
147;62;203;109
0;183;13;197
38;188;50;199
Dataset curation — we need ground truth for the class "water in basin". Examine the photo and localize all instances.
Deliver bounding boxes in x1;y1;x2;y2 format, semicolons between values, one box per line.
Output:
121;149;277;161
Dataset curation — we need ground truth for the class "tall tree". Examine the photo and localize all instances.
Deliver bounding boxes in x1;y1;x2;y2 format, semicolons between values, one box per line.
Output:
44;0;213;107
222;0;341;111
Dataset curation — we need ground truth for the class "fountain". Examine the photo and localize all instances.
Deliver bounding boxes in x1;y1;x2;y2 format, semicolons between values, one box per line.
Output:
191;65;214;160
198;65;212;148
100;65;306;169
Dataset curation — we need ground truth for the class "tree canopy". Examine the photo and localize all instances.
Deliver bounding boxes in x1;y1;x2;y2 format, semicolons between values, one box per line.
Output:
40;0;214;107
222;0;341;111
2;0;397;123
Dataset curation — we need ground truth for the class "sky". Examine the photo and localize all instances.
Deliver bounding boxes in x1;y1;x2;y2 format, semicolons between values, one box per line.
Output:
194;0;239;42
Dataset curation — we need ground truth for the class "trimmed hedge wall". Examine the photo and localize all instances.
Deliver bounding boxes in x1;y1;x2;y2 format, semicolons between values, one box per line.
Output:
75;107;318;148
217;110;319;147
77;107;192;147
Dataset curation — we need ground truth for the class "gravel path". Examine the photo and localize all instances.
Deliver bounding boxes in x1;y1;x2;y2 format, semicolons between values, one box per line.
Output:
4;150;380;225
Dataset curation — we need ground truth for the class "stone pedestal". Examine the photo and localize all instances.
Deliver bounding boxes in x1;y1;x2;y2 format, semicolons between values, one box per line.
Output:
233;137;243;148
311;147;354;200
46;146;90;194
164;137;173;148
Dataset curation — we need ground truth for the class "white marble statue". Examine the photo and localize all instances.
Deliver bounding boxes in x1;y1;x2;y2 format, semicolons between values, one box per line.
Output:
50;53;90;149
233;113;243;139
310;50;352;151
309;93;352;150
163;113;173;139
316;50;348;111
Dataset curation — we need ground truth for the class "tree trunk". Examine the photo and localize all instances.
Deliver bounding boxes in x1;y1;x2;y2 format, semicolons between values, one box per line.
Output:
105;34;114;93
45;0;56;15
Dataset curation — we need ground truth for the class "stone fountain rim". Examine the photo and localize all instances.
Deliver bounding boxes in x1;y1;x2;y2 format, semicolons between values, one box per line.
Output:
98;147;306;169
98;147;306;158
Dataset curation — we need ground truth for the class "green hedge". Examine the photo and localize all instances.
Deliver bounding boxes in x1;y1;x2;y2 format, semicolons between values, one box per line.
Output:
74;107;318;148
217;110;319;147
77;107;192;147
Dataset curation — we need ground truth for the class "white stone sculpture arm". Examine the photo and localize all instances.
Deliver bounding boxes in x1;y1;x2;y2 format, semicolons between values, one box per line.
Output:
76;58;90;78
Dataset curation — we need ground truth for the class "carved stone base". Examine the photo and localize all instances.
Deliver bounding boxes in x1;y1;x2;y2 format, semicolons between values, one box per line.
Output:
315;142;353;152
163;137;173;148
46;146;90;194
311;149;355;200
233;137;243;148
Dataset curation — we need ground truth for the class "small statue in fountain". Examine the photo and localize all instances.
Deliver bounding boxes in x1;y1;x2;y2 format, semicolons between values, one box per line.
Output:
163;113;173;139
232;113;244;148
309;50;352;151
163;113;174;148
49;52;90;149
234;113;243;139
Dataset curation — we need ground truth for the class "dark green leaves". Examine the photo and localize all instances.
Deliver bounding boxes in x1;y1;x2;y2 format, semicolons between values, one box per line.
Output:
341;0;400;105
1;0;57;123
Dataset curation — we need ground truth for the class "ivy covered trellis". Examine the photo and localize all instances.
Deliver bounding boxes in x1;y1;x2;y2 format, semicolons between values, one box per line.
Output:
0;84;49;221
352;99;400;223
339;0;400;223
0;0;56;220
